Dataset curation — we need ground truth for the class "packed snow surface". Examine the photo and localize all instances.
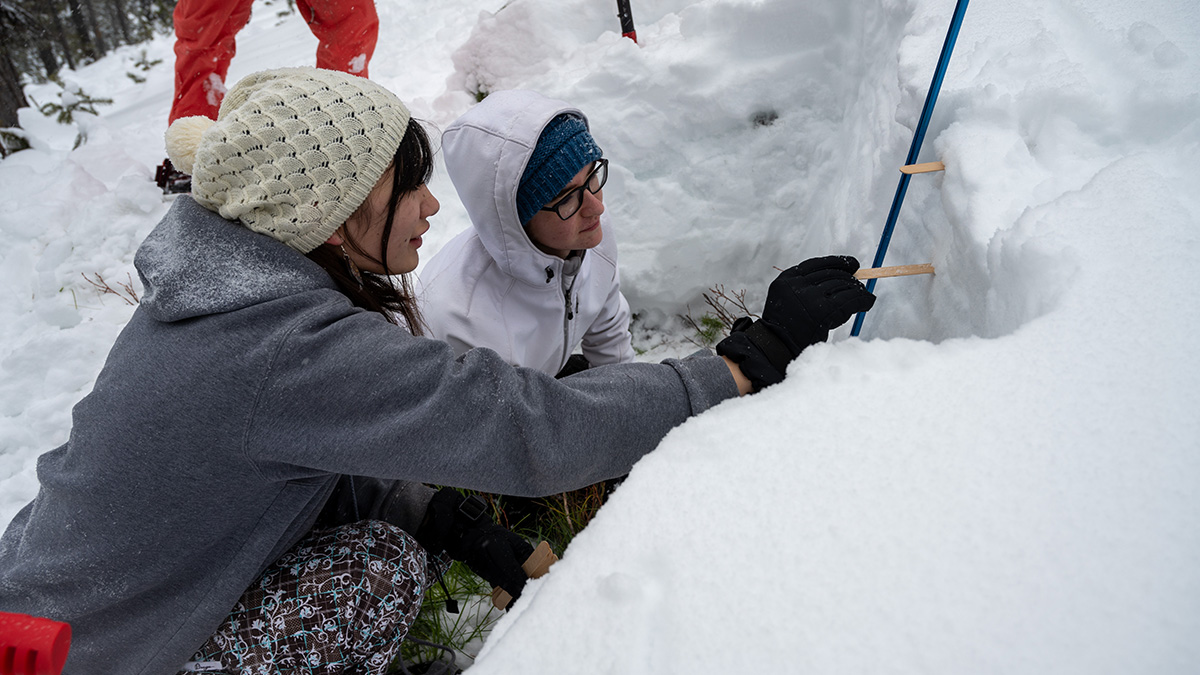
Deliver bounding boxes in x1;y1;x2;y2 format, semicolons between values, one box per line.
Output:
1;0;1198;672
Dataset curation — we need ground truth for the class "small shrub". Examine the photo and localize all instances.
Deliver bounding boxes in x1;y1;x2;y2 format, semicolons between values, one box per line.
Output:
132;50;162;72
681;284;758;347
32;87;113;125
127;51;162;84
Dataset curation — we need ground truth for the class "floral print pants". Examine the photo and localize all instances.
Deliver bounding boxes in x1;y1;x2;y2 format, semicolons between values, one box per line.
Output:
179;520;429;674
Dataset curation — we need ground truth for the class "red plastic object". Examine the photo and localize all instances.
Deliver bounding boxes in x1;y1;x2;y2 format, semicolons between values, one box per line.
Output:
0;613;71;675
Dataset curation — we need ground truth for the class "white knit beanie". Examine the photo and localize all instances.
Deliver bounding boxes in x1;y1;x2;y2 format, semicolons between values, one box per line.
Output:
164;67;412;253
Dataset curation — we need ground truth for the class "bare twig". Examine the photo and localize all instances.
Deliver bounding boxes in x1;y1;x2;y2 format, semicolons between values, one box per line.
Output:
703;284;757;325
679;284;759;347
81;272;140;305
679;306;710;348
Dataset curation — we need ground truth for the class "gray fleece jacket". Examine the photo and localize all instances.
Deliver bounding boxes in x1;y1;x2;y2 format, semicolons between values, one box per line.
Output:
0;197;738;675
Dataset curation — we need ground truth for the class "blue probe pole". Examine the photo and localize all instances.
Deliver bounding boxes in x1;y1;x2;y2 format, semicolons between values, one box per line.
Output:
851;0;970;337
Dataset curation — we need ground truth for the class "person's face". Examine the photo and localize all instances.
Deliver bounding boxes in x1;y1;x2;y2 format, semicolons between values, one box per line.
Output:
340;168;440;275
525;161;606;259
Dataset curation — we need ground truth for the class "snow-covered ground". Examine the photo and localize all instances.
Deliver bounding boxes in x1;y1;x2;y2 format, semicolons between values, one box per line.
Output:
2;0;1198;672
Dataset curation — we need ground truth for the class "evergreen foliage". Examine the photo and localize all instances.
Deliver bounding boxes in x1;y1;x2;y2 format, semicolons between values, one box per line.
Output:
0;0;174;128
0;127;30;158
400;561;501;671
32;85;113;125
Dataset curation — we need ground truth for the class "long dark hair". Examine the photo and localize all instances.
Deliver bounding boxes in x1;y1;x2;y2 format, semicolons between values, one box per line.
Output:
306;118;435;335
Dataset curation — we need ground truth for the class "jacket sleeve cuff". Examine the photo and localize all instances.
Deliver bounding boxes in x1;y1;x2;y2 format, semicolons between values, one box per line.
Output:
662;350;741;415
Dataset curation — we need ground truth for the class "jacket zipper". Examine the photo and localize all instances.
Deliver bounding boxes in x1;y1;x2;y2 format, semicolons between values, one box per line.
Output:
561;279;577;370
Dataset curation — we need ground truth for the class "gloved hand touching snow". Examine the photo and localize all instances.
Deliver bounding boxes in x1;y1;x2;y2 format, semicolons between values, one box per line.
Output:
417;488;534;609
717;255;876;391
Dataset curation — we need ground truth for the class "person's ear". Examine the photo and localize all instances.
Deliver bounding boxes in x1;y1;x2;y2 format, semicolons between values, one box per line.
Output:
325;229;344;246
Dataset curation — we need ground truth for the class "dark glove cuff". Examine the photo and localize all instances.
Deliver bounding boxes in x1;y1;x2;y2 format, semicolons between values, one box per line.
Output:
716;331;784;392
415;488;487;559
725;317;797;365
744;319;800;369
461;525;535;604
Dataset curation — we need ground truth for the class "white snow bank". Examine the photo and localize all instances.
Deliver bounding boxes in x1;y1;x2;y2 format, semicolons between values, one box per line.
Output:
1;0;1198;671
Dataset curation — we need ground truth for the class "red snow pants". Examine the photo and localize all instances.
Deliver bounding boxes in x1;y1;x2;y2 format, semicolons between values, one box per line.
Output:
169;0;379;123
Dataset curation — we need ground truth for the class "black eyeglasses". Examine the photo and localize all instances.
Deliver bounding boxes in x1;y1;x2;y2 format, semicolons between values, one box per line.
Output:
540;158;608;220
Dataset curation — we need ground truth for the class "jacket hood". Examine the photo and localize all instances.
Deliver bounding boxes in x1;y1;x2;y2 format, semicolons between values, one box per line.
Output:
135;196;336;322
442;90;594;286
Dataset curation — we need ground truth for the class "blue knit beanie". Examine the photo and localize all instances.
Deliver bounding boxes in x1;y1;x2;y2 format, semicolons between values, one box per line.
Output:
516;114;603;225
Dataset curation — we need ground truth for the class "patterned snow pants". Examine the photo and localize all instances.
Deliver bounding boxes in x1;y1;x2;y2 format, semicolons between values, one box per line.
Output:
179;520;429;675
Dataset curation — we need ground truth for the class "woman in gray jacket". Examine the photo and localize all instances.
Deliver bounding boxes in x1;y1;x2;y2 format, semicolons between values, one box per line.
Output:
0;68;874;675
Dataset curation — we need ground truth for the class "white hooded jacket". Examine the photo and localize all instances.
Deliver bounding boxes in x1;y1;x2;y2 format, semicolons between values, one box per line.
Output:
420;90;635;375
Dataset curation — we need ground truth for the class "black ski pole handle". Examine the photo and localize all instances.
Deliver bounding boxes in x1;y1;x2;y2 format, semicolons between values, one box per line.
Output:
616;0;637;43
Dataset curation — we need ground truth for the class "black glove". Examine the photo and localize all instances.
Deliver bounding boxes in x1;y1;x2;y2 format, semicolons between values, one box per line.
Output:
717;256;876;391
417;488;534;608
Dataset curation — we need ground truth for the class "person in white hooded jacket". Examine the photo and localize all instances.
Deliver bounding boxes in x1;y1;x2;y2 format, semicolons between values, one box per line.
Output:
420;90;634;376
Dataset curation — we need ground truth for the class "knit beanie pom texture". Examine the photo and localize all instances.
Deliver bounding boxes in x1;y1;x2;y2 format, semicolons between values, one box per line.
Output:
164;115;215;175
182;67;411;253
516;114;603;226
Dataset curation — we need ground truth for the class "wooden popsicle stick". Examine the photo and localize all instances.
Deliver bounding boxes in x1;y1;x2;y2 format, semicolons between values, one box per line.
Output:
491;541;558;610
853;263;934;280
899;161;945;174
